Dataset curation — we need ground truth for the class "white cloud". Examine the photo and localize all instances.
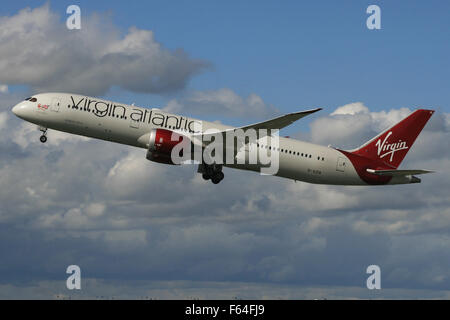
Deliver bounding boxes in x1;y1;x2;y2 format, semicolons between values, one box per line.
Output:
0;6;447;299
309;103;428;150
0;112;7;129
163;88;278;119
0;5;209;96
85;203;106;218
1;90;450;296
330;102;369;116
0;90;26;113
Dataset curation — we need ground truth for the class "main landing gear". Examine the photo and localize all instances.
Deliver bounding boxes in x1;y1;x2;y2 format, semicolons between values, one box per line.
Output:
39;126;47;143
198;163;224;184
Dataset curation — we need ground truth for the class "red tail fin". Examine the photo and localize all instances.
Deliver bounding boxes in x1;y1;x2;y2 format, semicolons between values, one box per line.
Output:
351;109;434;168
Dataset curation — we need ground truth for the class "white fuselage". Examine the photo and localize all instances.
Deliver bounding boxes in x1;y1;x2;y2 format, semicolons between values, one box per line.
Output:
12;93;375;185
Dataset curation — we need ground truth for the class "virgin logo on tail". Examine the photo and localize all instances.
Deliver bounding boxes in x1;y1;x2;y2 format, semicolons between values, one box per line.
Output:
375;131;409;162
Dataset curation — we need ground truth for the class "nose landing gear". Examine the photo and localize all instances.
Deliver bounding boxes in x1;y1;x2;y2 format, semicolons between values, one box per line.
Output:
39;126;47;143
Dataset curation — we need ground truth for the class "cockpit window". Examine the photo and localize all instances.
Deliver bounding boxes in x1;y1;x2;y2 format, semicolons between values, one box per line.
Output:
24;97;31;101
29;97;37;102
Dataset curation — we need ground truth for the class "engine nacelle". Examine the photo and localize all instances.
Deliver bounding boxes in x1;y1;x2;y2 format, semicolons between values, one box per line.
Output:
146;129;186;165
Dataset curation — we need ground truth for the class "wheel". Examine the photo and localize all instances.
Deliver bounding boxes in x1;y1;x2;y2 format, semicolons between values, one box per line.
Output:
202;173;210;180
211;176;220;184
40;135;47;143
206;167;214;177
211;171;224;184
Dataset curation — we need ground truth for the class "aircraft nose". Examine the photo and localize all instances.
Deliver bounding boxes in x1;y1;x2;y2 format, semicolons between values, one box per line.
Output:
12;102;28;118
12;104;19;115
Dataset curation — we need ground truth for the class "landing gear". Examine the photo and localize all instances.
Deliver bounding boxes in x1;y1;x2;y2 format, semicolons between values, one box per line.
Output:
198;164;224;184
39;126;47;143
211;171;224;184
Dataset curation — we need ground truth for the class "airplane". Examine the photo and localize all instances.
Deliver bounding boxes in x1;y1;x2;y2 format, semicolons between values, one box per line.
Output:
11;93;434;185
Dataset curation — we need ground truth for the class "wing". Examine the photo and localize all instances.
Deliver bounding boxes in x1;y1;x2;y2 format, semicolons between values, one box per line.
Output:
366;169;434;176
191;108;322;160
193;107;322;143
237;108;322;131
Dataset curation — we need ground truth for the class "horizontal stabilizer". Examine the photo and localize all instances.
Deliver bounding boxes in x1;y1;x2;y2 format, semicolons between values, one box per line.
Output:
366;169;434;176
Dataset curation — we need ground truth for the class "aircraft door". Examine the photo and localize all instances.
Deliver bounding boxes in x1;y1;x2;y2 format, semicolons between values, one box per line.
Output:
130;118;140;129
51;98;61;112
336;157;346;172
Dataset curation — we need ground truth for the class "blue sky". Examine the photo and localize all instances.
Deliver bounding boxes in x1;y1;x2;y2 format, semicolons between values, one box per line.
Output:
0;1;449;299
2;1;449;118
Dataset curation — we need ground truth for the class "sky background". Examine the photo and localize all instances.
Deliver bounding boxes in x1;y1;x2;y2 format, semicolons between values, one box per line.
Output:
0;1;449;299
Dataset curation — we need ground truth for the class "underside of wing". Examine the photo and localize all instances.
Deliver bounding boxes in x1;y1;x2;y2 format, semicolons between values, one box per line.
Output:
366;169;434;176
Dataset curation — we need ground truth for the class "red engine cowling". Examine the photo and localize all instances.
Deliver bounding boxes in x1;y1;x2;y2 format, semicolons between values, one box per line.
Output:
146;129;187;165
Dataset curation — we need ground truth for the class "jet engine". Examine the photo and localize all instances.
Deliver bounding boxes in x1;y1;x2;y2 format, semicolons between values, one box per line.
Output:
146;129;187;165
